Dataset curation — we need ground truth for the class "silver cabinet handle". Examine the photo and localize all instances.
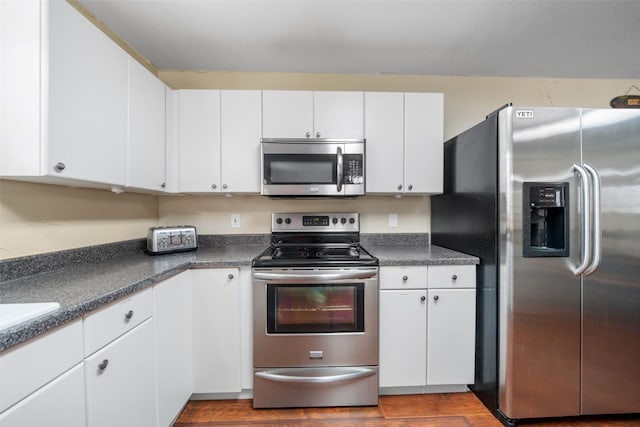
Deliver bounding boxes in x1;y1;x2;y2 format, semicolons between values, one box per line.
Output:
408;184;413;190
255;367;376;384
397;184;403;191
402;275;408;281
160;182;166;189
98;359;109;370
433;295;439;301
336;146;343;193
452;275;458;281
211;184;217;189
305;132;311;138
124;310;134;321
54;162;66;173
222;184;228;189
583;163;601;275
228;273;234;280
573;164;592;276
316;132;321;138
420;295;426;302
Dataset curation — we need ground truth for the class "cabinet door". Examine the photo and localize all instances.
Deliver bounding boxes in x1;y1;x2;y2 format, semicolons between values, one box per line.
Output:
262;90;313;138
314;91;364;139
404;92;444;194
0;364;85;427
379;289;427;387
85;319;156;427
364;92;405;194
178;90;221;192
220;90;261;192
128;58;167;192
47;0;128;185
191;269;242;393
154;272;192;427
427;289;476;385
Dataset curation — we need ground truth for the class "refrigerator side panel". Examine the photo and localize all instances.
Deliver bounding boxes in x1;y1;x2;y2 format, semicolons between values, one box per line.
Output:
498;107;582;420
432;114;499;412
581;109;640;414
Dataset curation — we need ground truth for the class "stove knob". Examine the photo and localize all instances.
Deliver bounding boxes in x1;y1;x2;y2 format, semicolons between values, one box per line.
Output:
340;217;347;224
276;218;283;225
285;218;292;225
349;218;355;224
332;217;339;225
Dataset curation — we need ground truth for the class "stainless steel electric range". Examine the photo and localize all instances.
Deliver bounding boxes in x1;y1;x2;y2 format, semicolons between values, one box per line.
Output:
252;212;379;408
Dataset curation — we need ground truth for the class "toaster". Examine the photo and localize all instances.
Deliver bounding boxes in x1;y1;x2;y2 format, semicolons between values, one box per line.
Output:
147;226;197;254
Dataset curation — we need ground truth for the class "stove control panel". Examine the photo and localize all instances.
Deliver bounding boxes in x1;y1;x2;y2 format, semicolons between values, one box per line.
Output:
272;213;359;232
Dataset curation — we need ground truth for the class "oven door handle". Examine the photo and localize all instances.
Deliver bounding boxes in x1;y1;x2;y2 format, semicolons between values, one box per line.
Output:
255;367;376;384
253;270;377;282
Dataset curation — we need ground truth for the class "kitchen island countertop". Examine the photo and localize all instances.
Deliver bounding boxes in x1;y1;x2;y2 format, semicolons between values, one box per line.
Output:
0;235;477;352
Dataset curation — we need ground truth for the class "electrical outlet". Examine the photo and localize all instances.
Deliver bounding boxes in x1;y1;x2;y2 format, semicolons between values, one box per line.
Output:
388;213;398;228
230;213;240;228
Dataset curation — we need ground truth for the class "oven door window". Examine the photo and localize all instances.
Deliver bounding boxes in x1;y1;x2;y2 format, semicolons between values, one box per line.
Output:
263;154;337;185
267;284;364;333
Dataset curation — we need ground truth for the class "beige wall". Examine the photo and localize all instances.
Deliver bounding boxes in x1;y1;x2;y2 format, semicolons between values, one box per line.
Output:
2;71;636;259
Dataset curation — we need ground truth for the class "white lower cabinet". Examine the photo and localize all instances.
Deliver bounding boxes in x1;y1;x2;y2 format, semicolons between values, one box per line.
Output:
154;272;193;427
0;364;86;427
84;319;156;427
379;265;476;393
191;268;242;394
379;289;427;387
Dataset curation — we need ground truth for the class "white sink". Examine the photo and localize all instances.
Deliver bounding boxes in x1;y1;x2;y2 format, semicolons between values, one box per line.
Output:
0;303;60;331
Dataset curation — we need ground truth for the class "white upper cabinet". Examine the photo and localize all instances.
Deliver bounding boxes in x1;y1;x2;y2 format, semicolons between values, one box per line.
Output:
127;58;167;192
365;92;443;195
262;90;364;139
176;90;261;193
220;90;262;193
177;90;221;192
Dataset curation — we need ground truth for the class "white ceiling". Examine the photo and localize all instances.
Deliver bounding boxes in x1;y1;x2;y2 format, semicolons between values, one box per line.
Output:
77;0;640;79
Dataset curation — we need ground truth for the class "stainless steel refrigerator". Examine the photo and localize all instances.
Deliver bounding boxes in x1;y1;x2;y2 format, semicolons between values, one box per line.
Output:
432;105;640;425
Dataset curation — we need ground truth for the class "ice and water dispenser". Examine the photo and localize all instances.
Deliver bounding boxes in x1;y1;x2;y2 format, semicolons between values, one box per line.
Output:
523;183;570;257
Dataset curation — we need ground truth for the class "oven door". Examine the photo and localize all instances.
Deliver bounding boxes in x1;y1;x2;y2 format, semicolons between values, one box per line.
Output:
261;139;365;196
252;267;379;368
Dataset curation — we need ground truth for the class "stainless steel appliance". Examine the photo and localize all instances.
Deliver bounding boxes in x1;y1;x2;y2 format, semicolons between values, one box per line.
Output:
260;138;365;197
432;105;640;425
252;212;379;408
146;225;197;254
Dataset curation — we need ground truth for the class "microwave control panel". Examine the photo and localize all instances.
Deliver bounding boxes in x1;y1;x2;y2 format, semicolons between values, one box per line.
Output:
344;154;364;184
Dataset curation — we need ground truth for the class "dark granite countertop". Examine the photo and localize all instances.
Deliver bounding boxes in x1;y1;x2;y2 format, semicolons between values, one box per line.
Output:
0;234;477;352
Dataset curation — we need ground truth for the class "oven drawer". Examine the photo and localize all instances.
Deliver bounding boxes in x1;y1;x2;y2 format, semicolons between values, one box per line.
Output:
253;366;378;408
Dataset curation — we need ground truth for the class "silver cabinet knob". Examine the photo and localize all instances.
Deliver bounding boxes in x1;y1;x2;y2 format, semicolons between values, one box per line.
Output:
161;182;166;189
222;184;228;189
433;295;440;301
408;184;413;190
98;359;109;370
54;162;66;173
420;295;426;302
397;184;403;190
124;310;134;321
452;274;458;281
211;184;217;189
305;132;311;138
228;273;234;280
402;275;408;281
316;132;321;138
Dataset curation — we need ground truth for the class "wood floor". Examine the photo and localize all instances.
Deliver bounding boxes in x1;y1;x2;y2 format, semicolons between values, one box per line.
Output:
174;393;640;427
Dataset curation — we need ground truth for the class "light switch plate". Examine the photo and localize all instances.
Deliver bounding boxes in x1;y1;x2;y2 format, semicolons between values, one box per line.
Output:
230;213;240;228
388;213;398;227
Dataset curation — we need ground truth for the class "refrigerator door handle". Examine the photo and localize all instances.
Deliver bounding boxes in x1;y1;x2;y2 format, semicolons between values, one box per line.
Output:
573;164;592;276
583;163;602;275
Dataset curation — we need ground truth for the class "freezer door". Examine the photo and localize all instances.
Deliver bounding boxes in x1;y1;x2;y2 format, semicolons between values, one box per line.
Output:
498;107;582;420
581;109;640;414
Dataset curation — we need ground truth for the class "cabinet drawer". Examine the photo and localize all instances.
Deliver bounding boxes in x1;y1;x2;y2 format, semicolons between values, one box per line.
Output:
428;265;475;289
379;266;428;289
83;287;152;356
0;319;83;412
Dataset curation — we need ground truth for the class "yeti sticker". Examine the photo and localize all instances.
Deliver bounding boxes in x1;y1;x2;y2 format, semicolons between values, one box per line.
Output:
515;109;535;119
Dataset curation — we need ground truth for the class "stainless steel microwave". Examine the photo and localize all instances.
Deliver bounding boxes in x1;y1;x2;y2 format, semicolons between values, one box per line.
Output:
261;138;365;197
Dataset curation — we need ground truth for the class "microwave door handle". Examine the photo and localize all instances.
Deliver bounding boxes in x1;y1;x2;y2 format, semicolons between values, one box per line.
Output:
336;146;343;192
